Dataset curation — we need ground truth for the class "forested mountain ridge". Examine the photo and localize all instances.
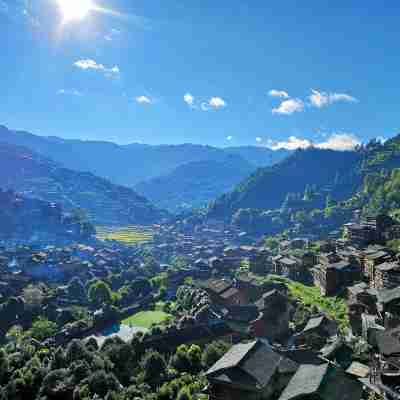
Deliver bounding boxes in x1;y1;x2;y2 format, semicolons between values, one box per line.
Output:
0;142;167;225
346;135;400;216
0;125;290;187
135;155;256;213
208;147;362;220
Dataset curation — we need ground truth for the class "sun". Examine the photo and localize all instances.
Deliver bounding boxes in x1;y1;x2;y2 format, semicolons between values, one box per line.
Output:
56;0;95;22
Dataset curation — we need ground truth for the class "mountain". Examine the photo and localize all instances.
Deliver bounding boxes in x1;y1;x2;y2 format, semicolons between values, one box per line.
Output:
224;146;290;167
208;147;362;220
135;155;256;213
0;142;167;225
0;189;94;243
0;125;290;187
347;136;400;217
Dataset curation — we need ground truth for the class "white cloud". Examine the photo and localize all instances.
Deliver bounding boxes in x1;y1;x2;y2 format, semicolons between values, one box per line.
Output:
226;136;233;141
272;98;304;115
268;133;360;151
209;97;226;109
316;133;361;150
73;59;120;78
57;89;83;96
184;95;227;111
269;136;312;150
309;89;358;108
256;137;262;143
136;95;152;104
184;93;194;106
268;89;289;98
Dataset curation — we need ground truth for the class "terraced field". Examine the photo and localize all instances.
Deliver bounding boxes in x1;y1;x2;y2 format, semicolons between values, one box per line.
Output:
96;225;153;245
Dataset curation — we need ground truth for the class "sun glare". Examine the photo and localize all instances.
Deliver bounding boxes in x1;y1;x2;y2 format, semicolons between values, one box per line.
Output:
56;0;95;22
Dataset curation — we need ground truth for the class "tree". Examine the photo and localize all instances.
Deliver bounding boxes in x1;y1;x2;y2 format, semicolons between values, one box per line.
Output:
0;349;9;385
177;388;192;400
140;350;167;388
202;341;231;368
68;277;87;300
87;370;120;398
88;280;113;307
30;317;58;341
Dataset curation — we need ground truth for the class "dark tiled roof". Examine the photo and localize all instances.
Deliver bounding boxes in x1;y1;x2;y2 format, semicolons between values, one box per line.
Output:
376;327;400;357
303;316;325;333
225;305;259;323
206;340;296;390
202;279;233;294
220;287;240;300
376;262;400;272
279;363;329;400
378;287;400;304
206;341;257;376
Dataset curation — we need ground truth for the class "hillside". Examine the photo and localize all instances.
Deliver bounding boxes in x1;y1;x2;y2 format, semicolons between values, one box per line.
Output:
0;189;94;243
135;155;256;213
0;125;290;186
346;136;400;216
0;142;167;225
208;147;362;220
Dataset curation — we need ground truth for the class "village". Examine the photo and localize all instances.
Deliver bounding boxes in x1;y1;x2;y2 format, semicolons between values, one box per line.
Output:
1;207;400;399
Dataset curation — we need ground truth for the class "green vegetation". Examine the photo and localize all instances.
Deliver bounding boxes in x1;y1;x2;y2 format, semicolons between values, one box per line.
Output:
256;275;349;331
88;280;113;307
29;317;58;341
287;280;349;331
96;225;153;245
122;310;171;328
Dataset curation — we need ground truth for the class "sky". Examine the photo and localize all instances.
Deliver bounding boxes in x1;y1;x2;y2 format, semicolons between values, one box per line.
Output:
0;0;399;148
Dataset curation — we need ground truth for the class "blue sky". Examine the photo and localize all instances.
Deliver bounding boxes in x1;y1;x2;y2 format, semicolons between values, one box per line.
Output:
0;0;399;148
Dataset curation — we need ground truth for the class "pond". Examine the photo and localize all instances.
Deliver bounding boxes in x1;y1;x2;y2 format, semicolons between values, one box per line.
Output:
87;323;148;347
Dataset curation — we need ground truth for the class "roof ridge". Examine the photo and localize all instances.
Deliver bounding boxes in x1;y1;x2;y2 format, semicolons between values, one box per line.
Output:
236;340;259;367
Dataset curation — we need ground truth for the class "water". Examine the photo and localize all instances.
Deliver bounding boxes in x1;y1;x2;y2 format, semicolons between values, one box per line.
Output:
87;323;148;347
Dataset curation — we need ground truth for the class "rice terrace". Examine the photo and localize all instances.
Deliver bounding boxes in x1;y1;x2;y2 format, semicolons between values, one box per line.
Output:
96;225;154;245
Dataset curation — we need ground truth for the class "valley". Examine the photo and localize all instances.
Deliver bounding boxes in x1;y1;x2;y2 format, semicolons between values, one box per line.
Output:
2;131;400;400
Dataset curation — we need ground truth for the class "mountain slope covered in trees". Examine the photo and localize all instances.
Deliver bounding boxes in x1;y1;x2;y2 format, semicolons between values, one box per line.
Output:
208;148;362;220
0;142;167;225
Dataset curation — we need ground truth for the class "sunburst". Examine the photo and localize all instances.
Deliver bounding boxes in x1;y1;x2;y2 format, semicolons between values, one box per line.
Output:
56;0;96;22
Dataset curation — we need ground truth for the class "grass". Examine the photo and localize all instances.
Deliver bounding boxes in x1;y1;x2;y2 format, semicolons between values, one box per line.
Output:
96;225;153;246
122;310;171;329
254;274;349;331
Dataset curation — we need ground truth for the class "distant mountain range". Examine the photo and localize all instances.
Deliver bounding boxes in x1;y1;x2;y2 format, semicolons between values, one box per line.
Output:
0;142;167;225
135;155;256;213
0;125;290;187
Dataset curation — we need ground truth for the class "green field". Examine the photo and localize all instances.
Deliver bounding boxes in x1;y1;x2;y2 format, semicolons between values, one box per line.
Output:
96;225;153;245
122;311;171;328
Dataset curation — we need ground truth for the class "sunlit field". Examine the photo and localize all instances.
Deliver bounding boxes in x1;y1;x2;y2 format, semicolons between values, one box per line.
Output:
122;310;171;328
96;225;153;245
